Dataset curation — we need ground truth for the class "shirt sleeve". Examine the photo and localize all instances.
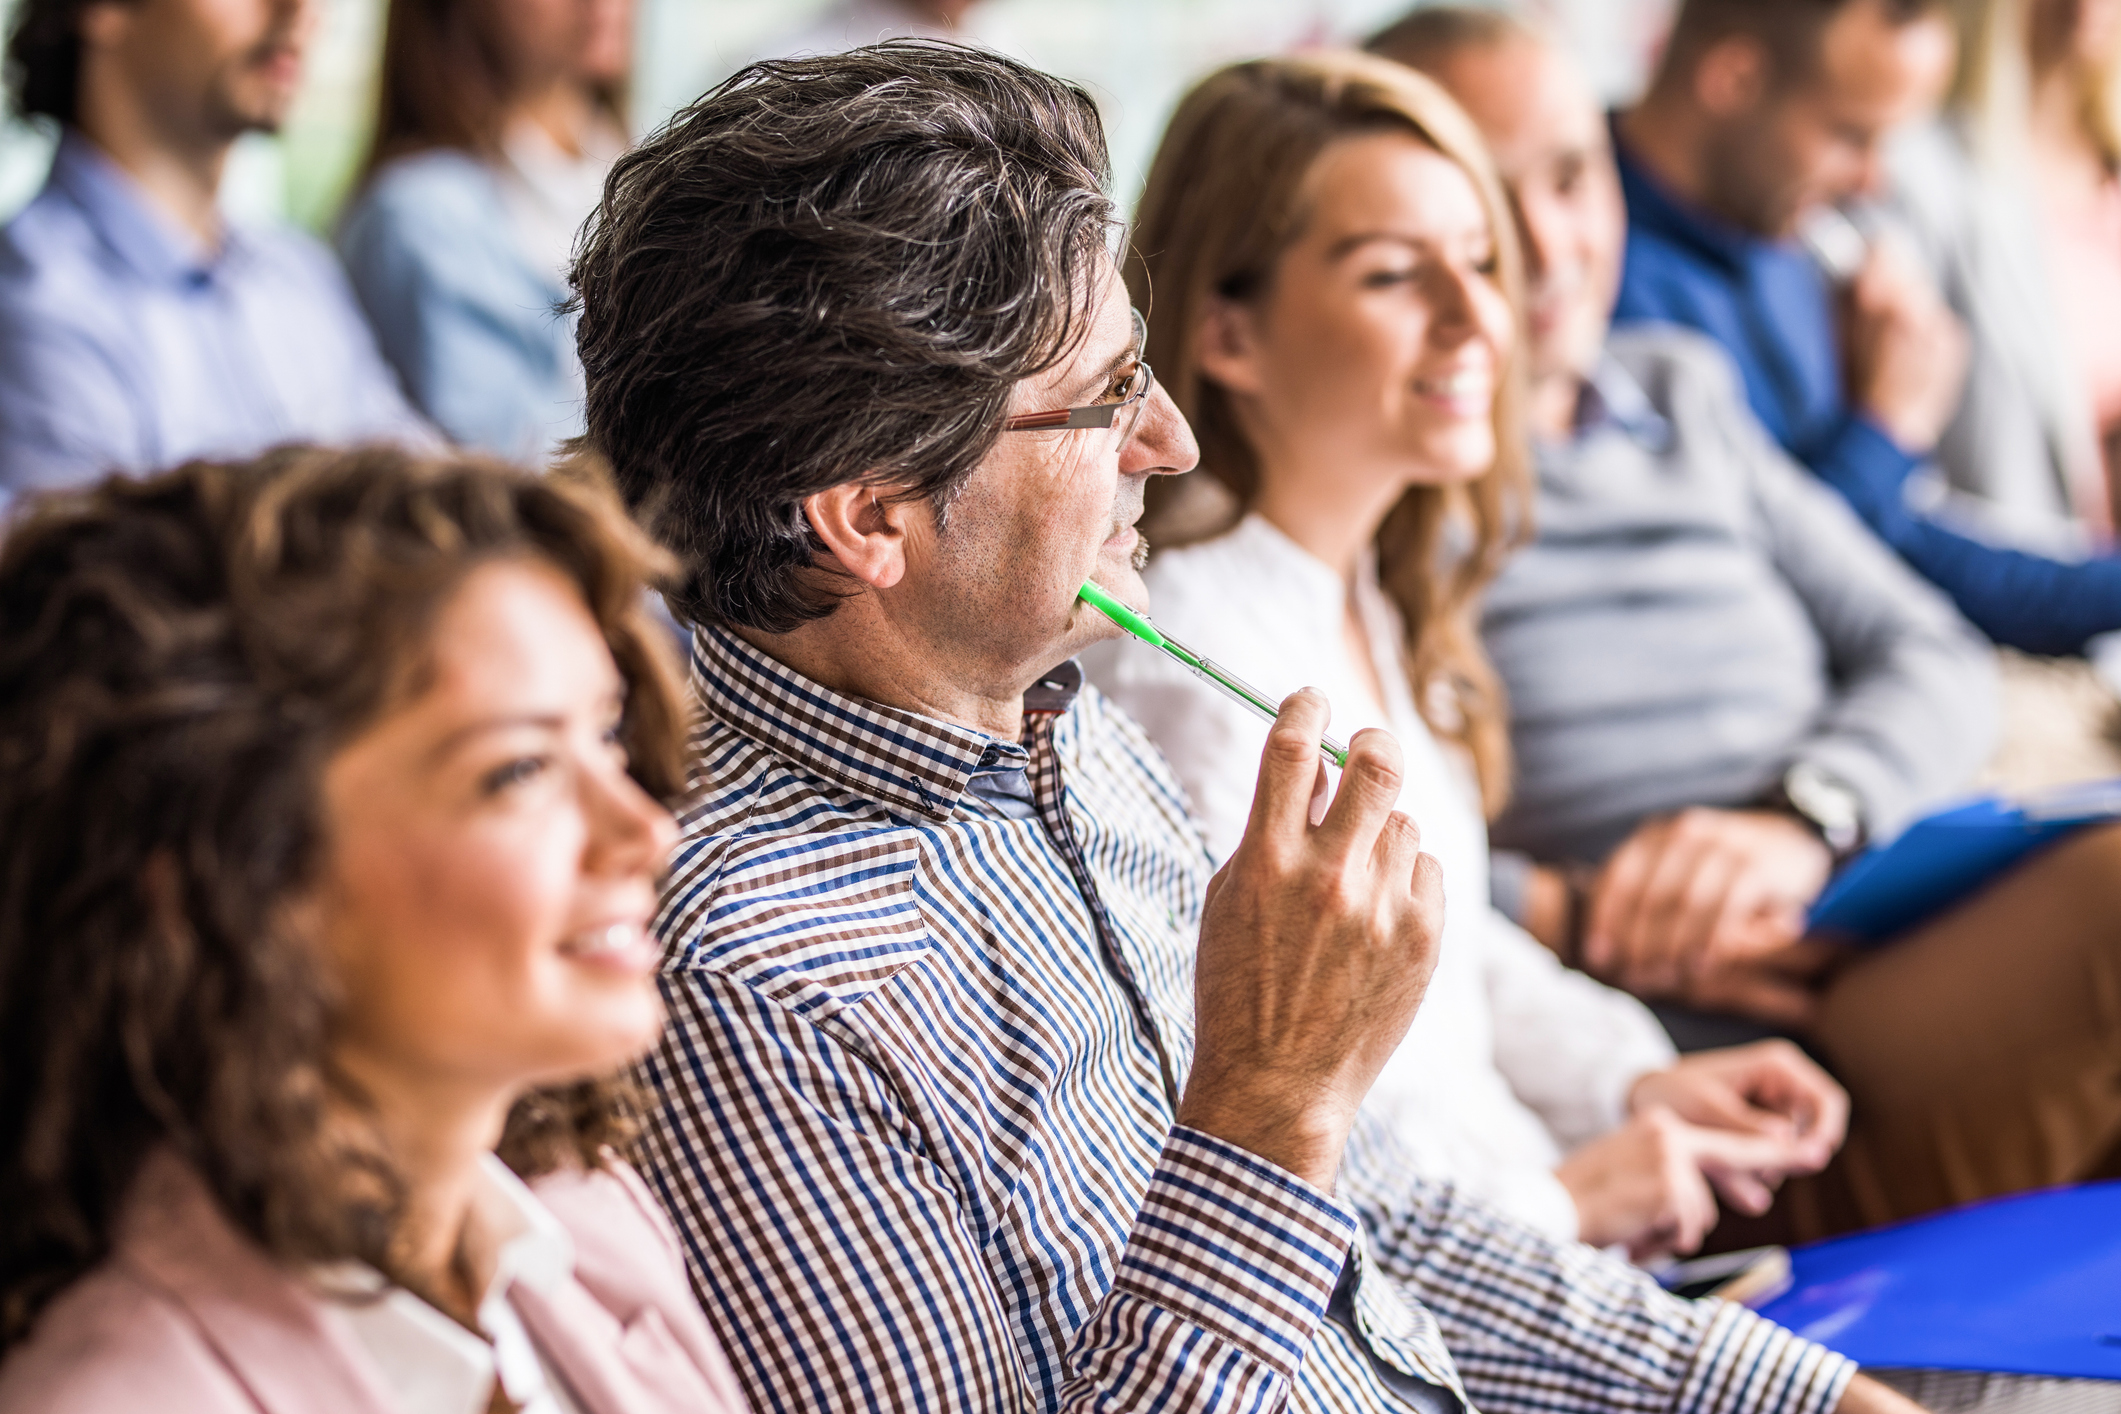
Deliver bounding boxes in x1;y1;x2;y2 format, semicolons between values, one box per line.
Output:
636;964;1357;1414
1713;385;1999;837
1347;1145;1855;1414
336;170;569;462
0;302;150;497
1482;911;1676;1153
1804;412;2121;656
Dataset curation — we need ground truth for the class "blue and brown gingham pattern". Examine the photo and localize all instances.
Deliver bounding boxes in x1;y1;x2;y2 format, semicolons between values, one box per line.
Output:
633;624;1856;1414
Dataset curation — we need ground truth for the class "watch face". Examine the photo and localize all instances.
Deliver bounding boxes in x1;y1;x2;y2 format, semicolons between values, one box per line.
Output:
1787;763;1862;849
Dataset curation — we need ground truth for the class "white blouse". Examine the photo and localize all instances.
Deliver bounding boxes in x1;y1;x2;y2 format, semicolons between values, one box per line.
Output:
1084;513;1677;1241
320;1155;584;1414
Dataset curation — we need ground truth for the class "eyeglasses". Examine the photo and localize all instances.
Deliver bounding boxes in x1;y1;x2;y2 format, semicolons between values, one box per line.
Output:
1004;309;1155;455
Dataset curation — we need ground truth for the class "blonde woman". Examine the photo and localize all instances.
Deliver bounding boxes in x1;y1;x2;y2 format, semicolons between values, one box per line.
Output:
1889;0;2121;549
1086;52;1848;1261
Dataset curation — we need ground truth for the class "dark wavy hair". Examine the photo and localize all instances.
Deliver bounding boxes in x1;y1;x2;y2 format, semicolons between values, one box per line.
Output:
0;446;689;1350
4;0;95;124
570;40;1117;633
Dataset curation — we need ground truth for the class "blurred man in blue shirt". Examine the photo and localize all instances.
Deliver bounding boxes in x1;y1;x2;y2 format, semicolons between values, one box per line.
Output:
0;0;430;508
1612;0;2121;657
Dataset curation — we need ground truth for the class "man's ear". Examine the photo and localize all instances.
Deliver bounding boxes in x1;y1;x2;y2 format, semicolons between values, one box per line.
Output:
1692;35;1770;119
1194;295;1269;399
76;0;135;50
802;482;919;592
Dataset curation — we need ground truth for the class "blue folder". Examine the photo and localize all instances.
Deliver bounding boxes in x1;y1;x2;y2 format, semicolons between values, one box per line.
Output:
1807;779;2121;944
1752;1183;2121;1378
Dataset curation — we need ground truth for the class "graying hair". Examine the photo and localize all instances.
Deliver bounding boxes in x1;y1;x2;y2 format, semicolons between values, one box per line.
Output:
571;41;1117;633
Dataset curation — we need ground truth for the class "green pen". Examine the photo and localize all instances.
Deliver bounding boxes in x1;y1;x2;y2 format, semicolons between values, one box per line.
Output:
1079;581;1350;769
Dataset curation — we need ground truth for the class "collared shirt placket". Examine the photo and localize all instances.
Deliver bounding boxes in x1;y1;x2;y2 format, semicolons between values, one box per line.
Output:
1020;701;1182;1111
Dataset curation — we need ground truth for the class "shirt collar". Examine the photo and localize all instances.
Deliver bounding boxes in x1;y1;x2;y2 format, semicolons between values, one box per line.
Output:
316;1157;576;1414
49;127;244;287
1569;354;1675;453
690;624;1081;822
1609;112;1758;276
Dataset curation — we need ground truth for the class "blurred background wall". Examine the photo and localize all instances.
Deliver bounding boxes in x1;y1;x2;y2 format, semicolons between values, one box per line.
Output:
0;0;1676;233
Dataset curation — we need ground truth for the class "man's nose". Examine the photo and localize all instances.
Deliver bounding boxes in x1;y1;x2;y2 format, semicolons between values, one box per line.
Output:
1122;383;1199;478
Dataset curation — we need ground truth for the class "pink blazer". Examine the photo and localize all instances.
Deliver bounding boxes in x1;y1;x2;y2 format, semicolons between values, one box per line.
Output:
0;1149;746;1414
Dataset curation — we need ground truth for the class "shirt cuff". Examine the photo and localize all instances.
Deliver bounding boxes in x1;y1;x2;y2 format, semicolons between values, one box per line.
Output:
1109;1125;1360;1379
1677;1299;1857;1414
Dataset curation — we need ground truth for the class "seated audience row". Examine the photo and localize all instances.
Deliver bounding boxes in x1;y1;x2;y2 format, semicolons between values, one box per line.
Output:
0;0;429;506
0;0;620;505
1084;48;1848;1259
5;3;2120;1411
1;35;1933;1414
12;0;2121;670
1601;0;2121;658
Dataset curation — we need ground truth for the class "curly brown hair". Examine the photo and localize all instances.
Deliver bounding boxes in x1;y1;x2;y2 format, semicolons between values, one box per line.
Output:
0;445;690;1350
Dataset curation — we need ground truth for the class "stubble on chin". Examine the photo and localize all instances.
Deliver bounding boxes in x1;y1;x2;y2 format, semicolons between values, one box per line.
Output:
1130;535;1151;572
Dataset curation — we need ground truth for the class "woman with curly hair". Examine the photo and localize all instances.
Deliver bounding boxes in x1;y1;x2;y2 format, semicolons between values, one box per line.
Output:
0;447;741;1413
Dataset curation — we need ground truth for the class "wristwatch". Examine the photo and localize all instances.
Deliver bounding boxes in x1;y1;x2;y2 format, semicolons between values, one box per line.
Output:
1762;761;1867;862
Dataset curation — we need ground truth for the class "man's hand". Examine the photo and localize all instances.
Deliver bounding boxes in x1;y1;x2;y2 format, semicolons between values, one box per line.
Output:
1556;1107;1813;1261
1584;808;1833;1003
1180;690;1446;1191
1630;1041;1848;1178
1843;236;1969;455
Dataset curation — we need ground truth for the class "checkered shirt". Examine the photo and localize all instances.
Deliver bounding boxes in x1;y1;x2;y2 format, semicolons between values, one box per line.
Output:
633;624;1857;1414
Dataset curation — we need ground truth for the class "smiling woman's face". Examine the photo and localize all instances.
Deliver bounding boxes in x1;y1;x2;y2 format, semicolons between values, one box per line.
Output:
314;557;676;1116
1205;127;1511;493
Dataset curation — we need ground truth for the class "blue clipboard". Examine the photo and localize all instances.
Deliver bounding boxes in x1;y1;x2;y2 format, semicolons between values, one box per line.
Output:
1752;1183;2121;1378
1807;780;2121;945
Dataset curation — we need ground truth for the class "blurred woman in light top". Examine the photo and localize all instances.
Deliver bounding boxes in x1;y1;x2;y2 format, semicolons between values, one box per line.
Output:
339;0;633;463
0;447;741;1414
1888;0;2121;552
1088;52;1847;1261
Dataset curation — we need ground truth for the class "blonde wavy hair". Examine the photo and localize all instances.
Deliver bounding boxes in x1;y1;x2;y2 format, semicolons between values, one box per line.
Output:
1951;0;2121;166
1129;50;1530;817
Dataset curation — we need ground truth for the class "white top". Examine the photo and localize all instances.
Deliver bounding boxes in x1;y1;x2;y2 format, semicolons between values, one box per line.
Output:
751;0;1024;68
1085;513;1678;1241
318;1156;584;1414
496;119;625;286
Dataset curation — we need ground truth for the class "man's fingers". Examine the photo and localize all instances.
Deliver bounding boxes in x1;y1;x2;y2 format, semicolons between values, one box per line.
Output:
1585;826;1661;972
1370;808;1426;890
1620;829;1714;991
1244;689;1337;852
1653;842;1741;983
1315;725;1405;861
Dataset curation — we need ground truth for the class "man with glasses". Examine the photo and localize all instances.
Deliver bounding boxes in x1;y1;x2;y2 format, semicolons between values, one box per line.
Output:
575;41;1912;1414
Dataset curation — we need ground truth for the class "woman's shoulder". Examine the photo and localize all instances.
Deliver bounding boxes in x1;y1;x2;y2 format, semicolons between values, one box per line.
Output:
336;152;524;273
1142;517;1300;630
0;1260;257;1414
528;1156;701;1305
